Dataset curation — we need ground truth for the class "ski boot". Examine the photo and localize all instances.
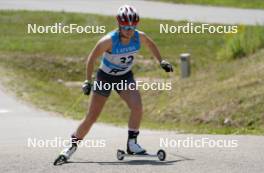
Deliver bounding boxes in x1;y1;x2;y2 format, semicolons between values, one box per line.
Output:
53;144;77;165
127;130;146;155
53;135;80;165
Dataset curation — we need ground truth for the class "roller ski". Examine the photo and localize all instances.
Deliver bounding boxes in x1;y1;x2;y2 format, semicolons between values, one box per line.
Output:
53;144;77;166
116;149;166;161
117;131;166;161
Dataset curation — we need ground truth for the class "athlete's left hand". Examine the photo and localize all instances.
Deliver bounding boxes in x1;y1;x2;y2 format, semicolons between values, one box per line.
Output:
160;60;173;72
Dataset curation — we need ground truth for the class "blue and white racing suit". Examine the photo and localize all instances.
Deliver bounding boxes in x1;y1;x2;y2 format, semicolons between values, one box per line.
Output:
93;30;141;97
99;29;140;75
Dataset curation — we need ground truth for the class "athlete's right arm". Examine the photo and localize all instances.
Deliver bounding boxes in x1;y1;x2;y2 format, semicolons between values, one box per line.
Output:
85;36;112;81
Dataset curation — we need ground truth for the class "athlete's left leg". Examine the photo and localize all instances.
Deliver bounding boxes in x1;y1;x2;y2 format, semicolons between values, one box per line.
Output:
118;89;146;154
118;89;143;130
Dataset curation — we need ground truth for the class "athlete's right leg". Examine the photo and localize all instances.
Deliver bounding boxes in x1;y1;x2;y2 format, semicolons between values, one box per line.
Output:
74;92;108;139
58;92;108;160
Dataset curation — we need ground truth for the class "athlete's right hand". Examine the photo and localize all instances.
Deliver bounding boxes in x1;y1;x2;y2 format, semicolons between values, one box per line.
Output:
82;80;92;95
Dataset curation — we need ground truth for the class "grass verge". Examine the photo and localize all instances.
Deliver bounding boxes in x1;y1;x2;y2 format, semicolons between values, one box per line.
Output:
218;26;264;60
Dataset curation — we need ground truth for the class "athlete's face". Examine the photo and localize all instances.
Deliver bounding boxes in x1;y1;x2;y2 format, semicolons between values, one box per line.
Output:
119;26;136;39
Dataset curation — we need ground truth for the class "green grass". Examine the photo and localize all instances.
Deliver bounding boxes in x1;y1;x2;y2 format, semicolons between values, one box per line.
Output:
0;10;264;134
152;0;264;9
1;49;264;134
218;26;264;60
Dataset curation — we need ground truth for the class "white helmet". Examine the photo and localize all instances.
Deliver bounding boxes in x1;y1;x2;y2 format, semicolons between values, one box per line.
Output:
116;5;140;26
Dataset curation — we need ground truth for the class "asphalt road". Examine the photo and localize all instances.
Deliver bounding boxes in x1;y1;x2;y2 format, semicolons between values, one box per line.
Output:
0;0;264;25
0;85;264;173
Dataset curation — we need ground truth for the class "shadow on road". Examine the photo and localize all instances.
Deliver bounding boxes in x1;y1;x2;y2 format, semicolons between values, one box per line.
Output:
55;154;194;166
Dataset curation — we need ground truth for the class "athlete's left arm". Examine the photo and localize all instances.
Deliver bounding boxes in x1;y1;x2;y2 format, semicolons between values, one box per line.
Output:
139;31;173;72
139;31;162;63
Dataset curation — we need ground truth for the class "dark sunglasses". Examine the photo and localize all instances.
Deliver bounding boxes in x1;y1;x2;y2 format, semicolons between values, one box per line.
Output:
120;26;137;31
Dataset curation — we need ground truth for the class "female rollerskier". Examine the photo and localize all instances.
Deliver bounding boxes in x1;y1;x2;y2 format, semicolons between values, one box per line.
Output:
54;4;173;164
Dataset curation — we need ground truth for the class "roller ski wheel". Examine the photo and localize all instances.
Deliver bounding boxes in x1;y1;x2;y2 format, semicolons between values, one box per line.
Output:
117;149;125;160
157;149;166;161
53;155;68;166
116;149;166;161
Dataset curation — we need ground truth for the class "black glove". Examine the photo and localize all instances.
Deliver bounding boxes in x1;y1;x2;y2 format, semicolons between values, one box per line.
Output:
160;60;173;72
82;80;92;95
